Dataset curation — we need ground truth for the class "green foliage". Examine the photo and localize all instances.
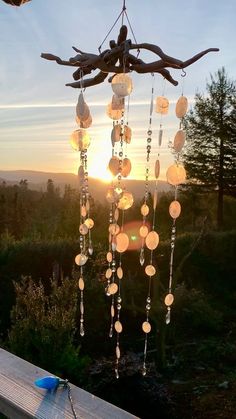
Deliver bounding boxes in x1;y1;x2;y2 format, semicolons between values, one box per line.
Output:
9;275;90;383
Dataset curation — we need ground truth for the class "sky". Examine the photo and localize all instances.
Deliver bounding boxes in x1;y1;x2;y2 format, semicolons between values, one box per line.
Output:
0;0;235;181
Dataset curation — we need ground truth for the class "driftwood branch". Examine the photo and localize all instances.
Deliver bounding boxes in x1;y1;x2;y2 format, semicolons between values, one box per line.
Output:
41;25;219;88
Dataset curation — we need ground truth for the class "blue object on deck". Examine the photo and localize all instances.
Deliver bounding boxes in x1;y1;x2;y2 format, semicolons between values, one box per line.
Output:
35;376;60;390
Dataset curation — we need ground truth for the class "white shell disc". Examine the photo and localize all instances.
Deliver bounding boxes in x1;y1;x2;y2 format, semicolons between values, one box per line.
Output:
166;164;186;186
139;225;149;238
117;266;123;279
124;125;132;144
70;129;90;151
116;232;129;253
121;158;132;178
78;277;85;291
84;218;94;229
81;205;87;218
114;320;123;333
111;305;115;317
106;251;113;263
114;208;119;222
111;73;133;98
173;130;186;153
175;96;188;119
145;264;156;277
155;159;160;179
165;293;174;306
156;96;169;114
75;253;88;266
145;231;160;250
118;192;134;210
79;223;88;235
108;156;120;176
169;200;181;219
142;321;151;333
116;345;121;359
106;188;116;204
108;283;118;295
109;223;120;235
141;204;149;216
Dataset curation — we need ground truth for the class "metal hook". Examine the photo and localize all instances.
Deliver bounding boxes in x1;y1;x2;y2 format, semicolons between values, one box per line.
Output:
181;69;187;78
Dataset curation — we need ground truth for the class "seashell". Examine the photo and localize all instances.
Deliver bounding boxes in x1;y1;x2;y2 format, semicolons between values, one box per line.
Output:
108;223;120;235
75;253;88;266
175;96;188;118
106;187;117;204
118;192;134;210
106;103;123;120
111;73;133;98
141;204;149;216
114;320;123;333
108;283;118;295
156;96;169;114
111;95;125;110
78;277;85;291
84;218;94;229
79;223;88;235
158;128;163;146
145;264;156;276
81;205;87;218
117;266;123;279
142;321;151;333
155;159;160;179
123;125;132;144
139;225;149;238
153;190;158;211
76;93;90;121
108;156;120;176
111;124;122;143
173;130;186;153
105;268;112;279
145;231;160;250
106;252;113;263
114;208;119;222
166;164;186;186
116;232;129;253
79;113;92;129
120;158;132;178
70;129;90;151
169;200;181;219
111;305;115;317
164;293;174;306
116;345;121;359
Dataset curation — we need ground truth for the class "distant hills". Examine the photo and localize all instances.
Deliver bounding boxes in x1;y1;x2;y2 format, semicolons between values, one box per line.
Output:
0;170;170;202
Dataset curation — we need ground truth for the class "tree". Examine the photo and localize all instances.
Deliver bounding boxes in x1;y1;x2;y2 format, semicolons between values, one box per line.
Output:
183;67;236;229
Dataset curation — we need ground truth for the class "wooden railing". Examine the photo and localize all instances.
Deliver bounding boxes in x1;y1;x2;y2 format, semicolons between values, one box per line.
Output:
0;348;138;419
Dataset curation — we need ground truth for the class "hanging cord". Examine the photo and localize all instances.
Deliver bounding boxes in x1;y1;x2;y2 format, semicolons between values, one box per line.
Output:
98;1;126;53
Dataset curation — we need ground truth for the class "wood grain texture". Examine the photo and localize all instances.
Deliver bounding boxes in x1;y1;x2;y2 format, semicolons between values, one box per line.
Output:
0;348;138;419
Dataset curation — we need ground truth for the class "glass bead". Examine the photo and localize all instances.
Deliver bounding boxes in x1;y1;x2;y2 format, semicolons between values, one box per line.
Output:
109;328;113;338
147;145;151;152
142;366;147;376
146;304;151;310
147;297;151;303
140;248;145;266
147;130;152;135
171;242;175;249
147;137;152;143
117;304;122;310
117;296;122;303
119;151;123;157
80;324;85;336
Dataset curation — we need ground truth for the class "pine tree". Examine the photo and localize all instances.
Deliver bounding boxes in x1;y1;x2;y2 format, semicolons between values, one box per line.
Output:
183;67;236;229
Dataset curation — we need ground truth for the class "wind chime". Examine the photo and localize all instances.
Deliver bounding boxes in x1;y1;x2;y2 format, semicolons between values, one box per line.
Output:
41;0;219;376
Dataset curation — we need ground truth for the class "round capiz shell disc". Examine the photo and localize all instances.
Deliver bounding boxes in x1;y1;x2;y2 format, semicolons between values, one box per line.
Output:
70;129;90;151
116;232;129;253
166;164;186;186
142;321;151;333
169;200;181;219
108;283;118;295
156;96;169;114
155;159;160;179
173;130;186;153
106;187;117;203
165;293;174;306
145;231;160;250
120;158;132;177
175;96;188;119
124;125;132;144
145;264;156;276
84;218;94;229
106;251;113;263
111;73;133;97
139;225;149;238
78;277;85;290
79;114;92;129
114;320;123;333
141;204;149;216
75;253;88;266
105;268;112;279
117;266;123;279
106;103;123;120
79;223;88;235
108;156;120;176
118;192;134;210
114;208;119;221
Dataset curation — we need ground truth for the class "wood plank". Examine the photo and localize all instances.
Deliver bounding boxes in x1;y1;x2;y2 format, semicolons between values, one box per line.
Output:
0;348;139;419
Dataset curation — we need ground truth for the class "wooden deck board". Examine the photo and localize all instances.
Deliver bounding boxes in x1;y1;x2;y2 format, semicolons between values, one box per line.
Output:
0;348;138;419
